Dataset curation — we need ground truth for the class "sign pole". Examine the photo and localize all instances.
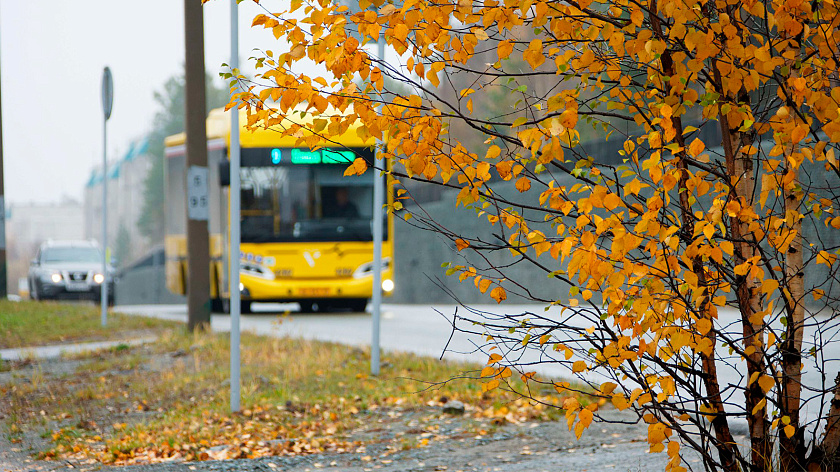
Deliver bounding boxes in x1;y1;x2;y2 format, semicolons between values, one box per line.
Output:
371;37;385;376
100;67;113;327
229;0;242;413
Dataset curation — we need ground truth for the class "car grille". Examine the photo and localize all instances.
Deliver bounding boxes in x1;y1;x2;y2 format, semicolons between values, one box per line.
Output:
68;272;88;282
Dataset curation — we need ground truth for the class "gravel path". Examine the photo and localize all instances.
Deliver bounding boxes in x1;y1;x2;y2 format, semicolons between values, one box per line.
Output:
1;408;696;472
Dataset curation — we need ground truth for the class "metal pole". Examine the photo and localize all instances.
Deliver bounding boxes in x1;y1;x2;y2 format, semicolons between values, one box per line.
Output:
229;0;242;413
184;0;211;331
101;117;108;326
371;36;385;376
100;67;113;326
0;46;6;299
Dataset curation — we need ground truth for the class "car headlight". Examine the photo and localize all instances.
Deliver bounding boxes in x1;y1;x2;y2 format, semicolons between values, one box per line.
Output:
93;273;105;284
50;273;62;283
382;279;395;292
352;257;392;279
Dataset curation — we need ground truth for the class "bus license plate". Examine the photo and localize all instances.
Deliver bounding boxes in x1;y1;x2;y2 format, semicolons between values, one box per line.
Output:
299;287;330;296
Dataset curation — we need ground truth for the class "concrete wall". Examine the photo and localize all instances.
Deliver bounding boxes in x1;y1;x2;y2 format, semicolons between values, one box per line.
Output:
114;248;185;305
391;181;572;305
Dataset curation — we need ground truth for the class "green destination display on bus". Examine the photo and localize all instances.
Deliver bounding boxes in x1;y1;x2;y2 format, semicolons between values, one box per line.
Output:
287;148;355;164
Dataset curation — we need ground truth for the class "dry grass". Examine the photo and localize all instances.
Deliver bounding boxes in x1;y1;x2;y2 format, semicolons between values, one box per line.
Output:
2;326;583;465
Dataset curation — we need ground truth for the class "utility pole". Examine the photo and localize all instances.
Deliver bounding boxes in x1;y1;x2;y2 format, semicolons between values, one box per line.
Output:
184;0;211;331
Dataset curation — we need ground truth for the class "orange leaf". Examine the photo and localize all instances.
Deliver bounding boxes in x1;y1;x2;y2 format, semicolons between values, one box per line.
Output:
497;41;513;60
490;286;507;303
688;138;705;157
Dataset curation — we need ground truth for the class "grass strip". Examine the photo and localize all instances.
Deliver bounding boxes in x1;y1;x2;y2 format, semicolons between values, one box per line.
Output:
0;300;180;349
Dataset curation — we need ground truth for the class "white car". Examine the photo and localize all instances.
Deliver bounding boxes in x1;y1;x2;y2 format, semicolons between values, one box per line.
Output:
28;240;114;305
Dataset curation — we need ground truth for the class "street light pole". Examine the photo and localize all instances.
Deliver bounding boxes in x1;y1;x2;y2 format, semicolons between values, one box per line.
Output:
0;48;6;299
100;67;113;327
229;0;242;413
371;36;385;376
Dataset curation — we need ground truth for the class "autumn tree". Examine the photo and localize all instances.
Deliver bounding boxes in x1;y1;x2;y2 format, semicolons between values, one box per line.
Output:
222;0;840;469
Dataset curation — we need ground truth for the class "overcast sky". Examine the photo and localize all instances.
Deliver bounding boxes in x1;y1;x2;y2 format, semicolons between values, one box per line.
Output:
0;1;279;205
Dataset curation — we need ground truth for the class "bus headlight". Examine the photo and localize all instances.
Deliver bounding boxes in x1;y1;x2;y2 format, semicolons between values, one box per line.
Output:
353;257;392;278
50;273;63;283
382;279;395;292
93;273;105;284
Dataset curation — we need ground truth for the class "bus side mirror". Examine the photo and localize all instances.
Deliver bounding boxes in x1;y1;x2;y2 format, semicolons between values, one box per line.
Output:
219;160;230;187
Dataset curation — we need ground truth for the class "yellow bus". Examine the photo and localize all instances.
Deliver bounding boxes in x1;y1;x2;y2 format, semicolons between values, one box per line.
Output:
164;108;395;313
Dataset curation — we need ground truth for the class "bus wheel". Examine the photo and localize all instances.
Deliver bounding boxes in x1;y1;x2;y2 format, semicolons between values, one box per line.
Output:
299;301;318;313
211;298;224;313
222;298;252;314
346;298;368;312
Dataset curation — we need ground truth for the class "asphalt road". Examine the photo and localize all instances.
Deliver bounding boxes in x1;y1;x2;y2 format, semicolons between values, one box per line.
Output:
114;302;565;376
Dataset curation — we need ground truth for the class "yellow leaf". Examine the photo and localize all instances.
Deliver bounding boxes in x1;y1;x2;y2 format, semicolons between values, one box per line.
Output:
455;238;470;251
523;39;545;69
761;279;778;295
817;251;837;266
688;138;705;157
751;397;766;415
629;9;644;26
480;366;496;377
600;382;618;395
758;374;774;393
696;318;712;335
515;177;531;192
792;125;807;143
572;360;587;373
603;193;622;211
612;394;629;410
497;40;513;60
482;378;500;392
490;286;507;303
578;408;593;429
784;424;795;438
472;27;489;41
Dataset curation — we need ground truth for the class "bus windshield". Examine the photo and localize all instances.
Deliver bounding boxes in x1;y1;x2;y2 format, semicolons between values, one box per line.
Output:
239;164;380;243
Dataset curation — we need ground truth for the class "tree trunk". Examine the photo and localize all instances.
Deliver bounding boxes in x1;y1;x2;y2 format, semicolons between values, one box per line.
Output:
719;109;771;470
780;144;806;470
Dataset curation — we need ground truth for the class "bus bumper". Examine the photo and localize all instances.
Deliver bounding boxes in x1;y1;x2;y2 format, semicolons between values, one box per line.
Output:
240;272;394;302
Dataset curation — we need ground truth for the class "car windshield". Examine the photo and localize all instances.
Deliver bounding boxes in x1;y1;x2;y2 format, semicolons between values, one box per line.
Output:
42;247;101;264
